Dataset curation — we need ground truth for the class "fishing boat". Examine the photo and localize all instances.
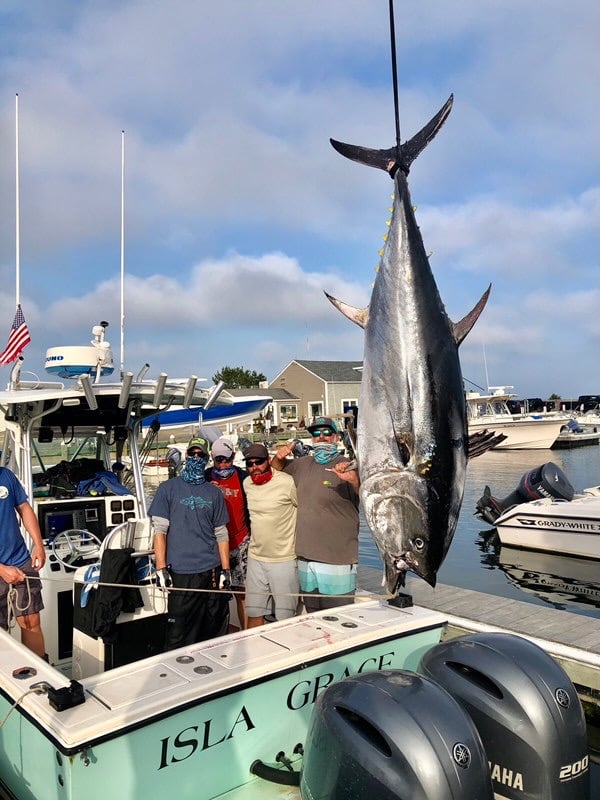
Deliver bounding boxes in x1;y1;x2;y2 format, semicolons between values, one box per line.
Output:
466;386;567;450
0;325;596;799
475;461;600;558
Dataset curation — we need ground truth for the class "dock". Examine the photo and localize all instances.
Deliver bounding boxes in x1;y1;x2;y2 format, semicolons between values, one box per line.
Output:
552;430;600;448
357;565;600;706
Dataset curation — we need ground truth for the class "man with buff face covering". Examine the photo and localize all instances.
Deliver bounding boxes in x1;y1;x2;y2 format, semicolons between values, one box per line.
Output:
205;437;250;629
272;417;360;612
243;444;298;627
149;437;230;649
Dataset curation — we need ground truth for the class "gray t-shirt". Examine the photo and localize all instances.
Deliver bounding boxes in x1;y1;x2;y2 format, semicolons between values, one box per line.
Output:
149;477;228;573
283;455;359;565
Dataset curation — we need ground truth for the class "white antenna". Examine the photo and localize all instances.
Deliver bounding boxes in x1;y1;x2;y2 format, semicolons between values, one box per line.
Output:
482;342;490;391
120;129;125;377
15;94;20;306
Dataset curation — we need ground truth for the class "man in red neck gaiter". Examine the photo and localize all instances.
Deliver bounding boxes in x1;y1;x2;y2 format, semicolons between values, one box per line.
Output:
243;444;298;628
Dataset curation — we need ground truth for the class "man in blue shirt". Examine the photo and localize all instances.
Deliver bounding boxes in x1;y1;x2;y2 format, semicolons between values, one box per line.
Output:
149;437;231;649
0;467;47;658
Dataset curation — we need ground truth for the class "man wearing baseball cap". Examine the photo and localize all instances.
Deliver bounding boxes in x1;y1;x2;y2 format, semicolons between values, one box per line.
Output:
243;444;298;627
272;416;360;613
149;436;231;649
205;437;250;629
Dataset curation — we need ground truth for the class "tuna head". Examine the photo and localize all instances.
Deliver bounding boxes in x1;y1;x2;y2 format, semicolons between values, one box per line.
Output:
360;469;450;591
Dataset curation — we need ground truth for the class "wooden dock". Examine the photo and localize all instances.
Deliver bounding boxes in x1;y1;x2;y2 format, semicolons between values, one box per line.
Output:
357;565;600;701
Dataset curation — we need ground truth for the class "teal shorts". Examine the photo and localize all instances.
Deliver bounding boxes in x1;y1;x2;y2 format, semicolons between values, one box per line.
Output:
297;559;357;596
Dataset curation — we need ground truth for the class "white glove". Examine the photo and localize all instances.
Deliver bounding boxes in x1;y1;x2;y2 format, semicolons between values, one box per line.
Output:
156;567;172;590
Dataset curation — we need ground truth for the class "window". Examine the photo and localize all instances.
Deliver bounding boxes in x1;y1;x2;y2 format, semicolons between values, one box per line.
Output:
280;404;298;422
308;401;323;419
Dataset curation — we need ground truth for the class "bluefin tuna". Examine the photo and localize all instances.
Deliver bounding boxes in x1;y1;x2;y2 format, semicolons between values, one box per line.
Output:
327;96;490;591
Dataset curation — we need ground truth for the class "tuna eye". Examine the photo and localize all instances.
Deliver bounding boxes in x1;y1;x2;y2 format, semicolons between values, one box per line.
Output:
413;537;425;551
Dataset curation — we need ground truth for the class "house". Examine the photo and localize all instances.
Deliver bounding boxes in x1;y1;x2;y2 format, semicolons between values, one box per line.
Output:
268;360;362;431
222;386;299;433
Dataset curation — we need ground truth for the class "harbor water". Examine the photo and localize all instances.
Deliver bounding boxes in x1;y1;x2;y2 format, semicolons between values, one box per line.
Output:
359;444;600;618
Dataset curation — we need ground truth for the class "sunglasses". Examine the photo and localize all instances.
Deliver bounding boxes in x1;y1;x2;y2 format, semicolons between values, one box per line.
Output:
311;428;335;437
246;457;268;466
187;450;206;458
213;455;233;464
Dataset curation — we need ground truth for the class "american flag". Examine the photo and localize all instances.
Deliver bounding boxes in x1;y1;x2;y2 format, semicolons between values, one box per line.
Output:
0;305;31;365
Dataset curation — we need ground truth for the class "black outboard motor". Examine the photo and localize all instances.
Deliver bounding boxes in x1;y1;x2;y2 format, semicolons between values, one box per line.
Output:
300;670;494;799
475;461;575;524
420;632;590;799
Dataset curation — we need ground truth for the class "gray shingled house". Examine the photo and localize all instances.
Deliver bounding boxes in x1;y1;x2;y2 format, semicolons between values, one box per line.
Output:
268;360;362;431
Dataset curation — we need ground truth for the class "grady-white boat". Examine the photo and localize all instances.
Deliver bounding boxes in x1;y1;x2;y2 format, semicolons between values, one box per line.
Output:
0;325;596;800
466;387;567;450
476;462;600;559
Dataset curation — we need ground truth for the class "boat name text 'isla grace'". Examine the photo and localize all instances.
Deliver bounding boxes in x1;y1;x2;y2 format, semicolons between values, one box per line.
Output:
157;649;397;770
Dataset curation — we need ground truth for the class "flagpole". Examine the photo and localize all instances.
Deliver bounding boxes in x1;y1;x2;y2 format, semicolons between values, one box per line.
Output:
120;129;125;377
15;93;20;308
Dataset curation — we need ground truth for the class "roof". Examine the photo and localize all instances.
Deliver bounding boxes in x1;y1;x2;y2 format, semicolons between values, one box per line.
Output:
223;387;299;401
292;360;363;383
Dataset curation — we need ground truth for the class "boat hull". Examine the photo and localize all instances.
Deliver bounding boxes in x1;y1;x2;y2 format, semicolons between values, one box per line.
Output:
495;495;600;558
468;417;565;450
0;602;444;800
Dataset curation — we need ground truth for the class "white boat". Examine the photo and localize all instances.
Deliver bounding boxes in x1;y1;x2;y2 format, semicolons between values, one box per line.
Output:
573;408;600;433
0;325;597;799
475;461;600;558
466;386;567;450
493;489;600;558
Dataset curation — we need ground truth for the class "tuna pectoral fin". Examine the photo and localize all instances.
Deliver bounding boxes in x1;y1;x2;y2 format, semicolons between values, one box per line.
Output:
452;284;491;346
330;95;453;175
324;291;368;329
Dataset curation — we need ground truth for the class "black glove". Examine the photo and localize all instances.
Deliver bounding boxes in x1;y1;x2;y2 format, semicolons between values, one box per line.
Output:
219;569;231;590
156;567;172;590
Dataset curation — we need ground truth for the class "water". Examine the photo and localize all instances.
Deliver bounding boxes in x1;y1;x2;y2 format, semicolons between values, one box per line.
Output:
359;444;600;618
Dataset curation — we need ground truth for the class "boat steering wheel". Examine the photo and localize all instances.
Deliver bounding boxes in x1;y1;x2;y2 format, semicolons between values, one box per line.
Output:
50;529;103;568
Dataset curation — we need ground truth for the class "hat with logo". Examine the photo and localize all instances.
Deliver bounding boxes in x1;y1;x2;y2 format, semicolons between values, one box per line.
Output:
244;443;269;461
211;437;236;459
186;437;209;456
307;416;339;435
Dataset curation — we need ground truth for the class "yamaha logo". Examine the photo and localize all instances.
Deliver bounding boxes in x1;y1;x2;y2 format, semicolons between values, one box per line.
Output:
453;742;471;768
555;688;570;708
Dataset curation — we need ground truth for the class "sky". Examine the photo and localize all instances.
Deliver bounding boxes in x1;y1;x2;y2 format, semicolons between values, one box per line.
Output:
0;0;598;401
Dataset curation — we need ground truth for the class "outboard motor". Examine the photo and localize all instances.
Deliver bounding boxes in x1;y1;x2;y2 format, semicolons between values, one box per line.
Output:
300;670;494;799
420;632;590;799
475;461;575;524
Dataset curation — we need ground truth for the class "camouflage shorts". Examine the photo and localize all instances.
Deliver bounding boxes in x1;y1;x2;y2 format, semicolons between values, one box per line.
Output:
0;559;45;629
229;536;249;589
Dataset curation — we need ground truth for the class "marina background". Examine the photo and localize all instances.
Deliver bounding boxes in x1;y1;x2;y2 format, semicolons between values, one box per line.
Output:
358;444;600;618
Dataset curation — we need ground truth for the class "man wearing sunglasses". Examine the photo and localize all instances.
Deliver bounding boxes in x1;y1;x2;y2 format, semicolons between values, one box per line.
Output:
272;416;359;613
205;437;250;629
149;436;231;650
243;444;298;628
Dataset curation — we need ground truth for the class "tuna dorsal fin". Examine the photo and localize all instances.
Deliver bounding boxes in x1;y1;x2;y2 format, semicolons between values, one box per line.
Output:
324;291;368;329
452;284;491;345
330;95;453;176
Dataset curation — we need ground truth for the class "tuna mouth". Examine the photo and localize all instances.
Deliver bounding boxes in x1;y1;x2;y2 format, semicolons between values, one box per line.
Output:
388;551;435;589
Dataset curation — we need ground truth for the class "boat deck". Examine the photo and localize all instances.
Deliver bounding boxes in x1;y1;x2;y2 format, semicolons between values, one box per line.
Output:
358;565;600;697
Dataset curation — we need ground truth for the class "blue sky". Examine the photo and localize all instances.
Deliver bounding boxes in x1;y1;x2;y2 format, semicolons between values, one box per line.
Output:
0;0;598;400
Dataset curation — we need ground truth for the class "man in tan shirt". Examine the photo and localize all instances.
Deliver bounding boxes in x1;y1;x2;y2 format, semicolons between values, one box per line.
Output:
243;444;298;627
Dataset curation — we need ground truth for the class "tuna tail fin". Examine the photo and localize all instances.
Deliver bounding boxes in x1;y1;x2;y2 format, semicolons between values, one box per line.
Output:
452;284;491;346
330;95;453;176
324;291;368;329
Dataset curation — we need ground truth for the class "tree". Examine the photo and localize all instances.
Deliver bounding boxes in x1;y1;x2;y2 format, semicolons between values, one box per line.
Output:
212;366;267;389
